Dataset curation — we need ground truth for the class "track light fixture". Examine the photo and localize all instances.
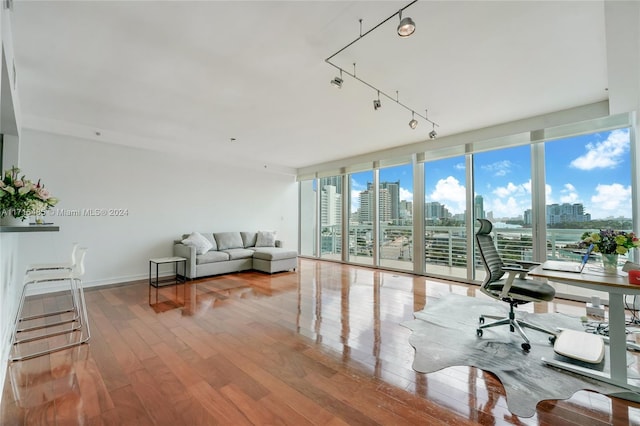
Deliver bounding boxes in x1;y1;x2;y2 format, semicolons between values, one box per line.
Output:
325;0;440;133
330;70;343;88
397;10;416;37
409;112;418;129
373;91;382;110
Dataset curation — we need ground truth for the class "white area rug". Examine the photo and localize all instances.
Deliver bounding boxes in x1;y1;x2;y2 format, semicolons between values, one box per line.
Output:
401;293;630;418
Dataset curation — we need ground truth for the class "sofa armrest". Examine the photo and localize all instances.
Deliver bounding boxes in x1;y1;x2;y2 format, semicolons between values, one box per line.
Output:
174;243;196;278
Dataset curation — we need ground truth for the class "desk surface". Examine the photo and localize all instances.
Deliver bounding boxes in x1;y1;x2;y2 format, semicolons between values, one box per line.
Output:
529;264;639;292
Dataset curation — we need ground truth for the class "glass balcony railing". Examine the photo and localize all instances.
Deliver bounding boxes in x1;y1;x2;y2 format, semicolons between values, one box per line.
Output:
319;224;636;278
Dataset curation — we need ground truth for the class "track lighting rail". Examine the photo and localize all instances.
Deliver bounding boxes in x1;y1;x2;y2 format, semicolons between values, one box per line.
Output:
324;0;439;131
325;0;418;63
325;62;437;127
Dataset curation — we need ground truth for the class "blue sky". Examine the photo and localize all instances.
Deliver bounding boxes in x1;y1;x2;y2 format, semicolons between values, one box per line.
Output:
351;128;632;219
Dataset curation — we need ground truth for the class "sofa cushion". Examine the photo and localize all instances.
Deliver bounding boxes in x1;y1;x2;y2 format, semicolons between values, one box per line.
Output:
241;231;257;248
214;232;244;250
196;251;230;265
182;232;217;251
253;247;297;261
182;232;213;255
256;230;276;247
221;248;255;260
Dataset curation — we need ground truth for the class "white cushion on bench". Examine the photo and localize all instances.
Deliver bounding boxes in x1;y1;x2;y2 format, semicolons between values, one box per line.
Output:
553;329;605;364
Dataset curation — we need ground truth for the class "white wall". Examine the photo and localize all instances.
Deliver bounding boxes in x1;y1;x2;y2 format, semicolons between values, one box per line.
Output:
17;128;299;287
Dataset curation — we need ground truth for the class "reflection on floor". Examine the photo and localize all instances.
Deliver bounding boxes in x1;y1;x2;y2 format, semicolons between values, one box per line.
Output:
2;259;640;425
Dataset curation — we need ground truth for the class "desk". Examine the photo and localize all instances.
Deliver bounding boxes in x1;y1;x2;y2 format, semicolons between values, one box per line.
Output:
529;265;640;400
149;257;187;305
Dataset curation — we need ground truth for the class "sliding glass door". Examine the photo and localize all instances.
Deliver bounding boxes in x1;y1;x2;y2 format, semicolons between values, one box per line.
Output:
424;156;467;279
319;176;343;260
348;171;374;266
379;164;413;271
473;145;533;280
299;179;316;257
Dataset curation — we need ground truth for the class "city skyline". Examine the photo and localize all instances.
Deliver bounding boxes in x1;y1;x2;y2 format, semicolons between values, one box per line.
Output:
349;128;632;221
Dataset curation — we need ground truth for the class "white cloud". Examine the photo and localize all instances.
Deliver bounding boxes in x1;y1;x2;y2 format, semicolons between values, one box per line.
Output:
489;197;523;218
559;183;580;204
350;177;367;212
487;179;531;218
493;181;528;198
429;176;466;213
570;129;630;170
481;160;512;177
588;183;632;218
399;187;413;202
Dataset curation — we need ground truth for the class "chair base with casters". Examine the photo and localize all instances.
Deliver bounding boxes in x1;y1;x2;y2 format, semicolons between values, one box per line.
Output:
475;218;557;352
476;300;557;352
10;248;91;362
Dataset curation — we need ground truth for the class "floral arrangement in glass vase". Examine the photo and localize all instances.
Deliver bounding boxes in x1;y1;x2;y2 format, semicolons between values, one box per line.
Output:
581;229;640;273
580;229;640;255
0;166;59;222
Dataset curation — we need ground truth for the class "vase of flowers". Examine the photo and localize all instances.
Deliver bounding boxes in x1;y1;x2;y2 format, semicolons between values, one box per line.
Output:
0;166;58;226
581;229;640;274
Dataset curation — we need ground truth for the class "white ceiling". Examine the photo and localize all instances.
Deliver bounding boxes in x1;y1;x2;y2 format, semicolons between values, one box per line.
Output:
11;1;608;173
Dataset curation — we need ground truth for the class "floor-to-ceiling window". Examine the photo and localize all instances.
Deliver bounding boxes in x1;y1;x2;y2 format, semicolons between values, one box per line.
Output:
424;156;467;279
348;171;374;266
473;145;533;281
379;164;413;271
298;114;637;300
299;179;317;257
544;127;634;300
319;176;343;260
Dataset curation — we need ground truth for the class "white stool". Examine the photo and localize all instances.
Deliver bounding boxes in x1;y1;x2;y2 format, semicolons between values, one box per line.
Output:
11;248;91;361
19;243;82;327
25;242;79;274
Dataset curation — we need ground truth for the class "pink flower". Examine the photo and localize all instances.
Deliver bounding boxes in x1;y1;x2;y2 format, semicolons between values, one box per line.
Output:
36;187;50;200
13;180;24;188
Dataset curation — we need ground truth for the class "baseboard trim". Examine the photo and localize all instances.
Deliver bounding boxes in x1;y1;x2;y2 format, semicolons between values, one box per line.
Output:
24;272;174;296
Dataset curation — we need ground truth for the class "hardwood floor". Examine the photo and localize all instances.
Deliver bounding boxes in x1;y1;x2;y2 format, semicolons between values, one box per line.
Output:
2;258;640;425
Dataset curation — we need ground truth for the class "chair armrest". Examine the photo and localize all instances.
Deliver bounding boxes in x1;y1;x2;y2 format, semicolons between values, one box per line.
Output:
514;260;541;270
500;266;528;298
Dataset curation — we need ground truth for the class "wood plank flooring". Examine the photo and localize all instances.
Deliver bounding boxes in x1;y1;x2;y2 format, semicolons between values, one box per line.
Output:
3;258;640;425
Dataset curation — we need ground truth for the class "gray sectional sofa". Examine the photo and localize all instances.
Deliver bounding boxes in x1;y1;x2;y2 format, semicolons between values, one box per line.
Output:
173;231;297;279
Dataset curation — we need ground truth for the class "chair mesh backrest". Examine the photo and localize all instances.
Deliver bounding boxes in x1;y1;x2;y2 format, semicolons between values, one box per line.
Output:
475;219;505;284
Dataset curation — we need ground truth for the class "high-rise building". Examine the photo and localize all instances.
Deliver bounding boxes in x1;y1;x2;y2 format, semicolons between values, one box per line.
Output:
320;184;342;226
400;200;413;221
359;189;373;223
474;195;485;220
320;176;342;194
359;181;401;224
380;181;400;221
425;202;450;220
546;203;590;224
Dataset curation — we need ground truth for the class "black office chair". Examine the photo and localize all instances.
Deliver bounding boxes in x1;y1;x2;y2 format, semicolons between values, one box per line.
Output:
475;218;556;351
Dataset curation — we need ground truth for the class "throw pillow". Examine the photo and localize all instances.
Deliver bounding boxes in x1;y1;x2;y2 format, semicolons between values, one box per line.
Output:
256;230;276;247
214;232;244;250
241;231;258;248
182;232;213;255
